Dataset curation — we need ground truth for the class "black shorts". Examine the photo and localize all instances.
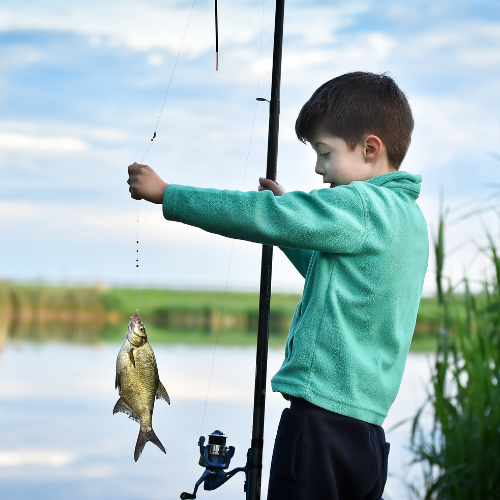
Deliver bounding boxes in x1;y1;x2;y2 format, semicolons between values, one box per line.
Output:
267;397;390;500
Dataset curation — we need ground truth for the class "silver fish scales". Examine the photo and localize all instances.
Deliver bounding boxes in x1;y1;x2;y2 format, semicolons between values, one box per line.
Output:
113;310;170;461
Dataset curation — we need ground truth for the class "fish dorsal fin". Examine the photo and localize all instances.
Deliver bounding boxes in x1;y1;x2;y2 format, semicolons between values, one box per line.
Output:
113;397;139;423
156;381;171;405
115;372;121;391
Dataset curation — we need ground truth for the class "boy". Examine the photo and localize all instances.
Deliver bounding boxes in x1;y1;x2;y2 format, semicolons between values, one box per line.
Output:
127;72;429;499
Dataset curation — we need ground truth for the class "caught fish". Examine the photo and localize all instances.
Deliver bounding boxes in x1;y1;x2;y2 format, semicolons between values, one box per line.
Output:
113;310;170;461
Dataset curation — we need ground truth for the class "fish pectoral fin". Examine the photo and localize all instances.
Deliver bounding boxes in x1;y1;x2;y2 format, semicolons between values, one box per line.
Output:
134;428;166;462
113;397;139;423
129;348;135;367
156;381;171;405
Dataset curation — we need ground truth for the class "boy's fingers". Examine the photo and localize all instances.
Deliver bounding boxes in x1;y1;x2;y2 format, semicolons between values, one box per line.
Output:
259;177;285;196
127;164;146;188
259;177;281;186
259;178;274;188
127;171;139;186
129;184;142;200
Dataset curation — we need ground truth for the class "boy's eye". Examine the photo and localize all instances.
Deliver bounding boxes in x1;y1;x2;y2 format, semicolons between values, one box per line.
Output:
319;152;329;158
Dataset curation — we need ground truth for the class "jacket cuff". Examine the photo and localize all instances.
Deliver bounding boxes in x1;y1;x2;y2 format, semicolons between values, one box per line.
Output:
162;184;180;221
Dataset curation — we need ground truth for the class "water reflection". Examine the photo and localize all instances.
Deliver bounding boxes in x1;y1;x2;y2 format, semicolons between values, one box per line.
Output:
0;337;432;499
1;317;290;352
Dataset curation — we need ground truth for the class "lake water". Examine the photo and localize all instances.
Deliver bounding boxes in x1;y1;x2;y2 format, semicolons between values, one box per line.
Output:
0;341;433;500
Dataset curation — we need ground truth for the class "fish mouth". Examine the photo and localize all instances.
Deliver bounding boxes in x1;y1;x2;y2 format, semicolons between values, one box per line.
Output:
129;310;142;328
127;310;147;344
129;311;146;333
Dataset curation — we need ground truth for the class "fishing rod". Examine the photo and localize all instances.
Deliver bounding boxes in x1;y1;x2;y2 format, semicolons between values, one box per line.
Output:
180;0;285;498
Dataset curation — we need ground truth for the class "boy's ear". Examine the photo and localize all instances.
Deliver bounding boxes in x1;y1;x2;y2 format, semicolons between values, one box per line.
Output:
363;135;383;163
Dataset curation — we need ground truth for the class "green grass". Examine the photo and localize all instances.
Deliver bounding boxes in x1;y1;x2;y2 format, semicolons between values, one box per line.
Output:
100;287;301;316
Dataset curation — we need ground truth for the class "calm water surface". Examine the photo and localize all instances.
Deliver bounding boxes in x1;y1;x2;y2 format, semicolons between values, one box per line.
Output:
0;342;433;500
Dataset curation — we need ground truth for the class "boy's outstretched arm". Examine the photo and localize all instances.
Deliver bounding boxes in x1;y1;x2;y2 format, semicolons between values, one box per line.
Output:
126;162;365;255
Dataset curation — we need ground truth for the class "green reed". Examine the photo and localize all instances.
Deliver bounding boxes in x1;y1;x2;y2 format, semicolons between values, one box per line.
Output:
409;209;500;499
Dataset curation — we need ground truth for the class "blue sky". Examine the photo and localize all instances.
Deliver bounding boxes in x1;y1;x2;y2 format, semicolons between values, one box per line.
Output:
2;0;500;294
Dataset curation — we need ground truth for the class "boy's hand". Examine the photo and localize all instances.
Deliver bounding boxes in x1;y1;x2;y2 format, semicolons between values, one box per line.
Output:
127;163;169;204
258;177;286;196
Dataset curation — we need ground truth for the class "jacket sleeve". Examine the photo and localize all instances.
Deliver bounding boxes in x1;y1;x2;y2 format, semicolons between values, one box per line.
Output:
163;184;366;254
280;248;314;278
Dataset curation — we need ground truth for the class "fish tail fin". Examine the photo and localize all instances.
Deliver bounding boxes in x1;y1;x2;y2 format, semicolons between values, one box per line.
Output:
134;428;166;462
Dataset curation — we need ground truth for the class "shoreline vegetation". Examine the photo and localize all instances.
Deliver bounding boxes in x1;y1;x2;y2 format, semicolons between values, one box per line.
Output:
2;280;441;350
405;199;500;498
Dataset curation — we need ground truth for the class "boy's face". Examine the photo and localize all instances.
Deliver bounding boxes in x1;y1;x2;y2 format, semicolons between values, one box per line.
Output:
310;127;383;188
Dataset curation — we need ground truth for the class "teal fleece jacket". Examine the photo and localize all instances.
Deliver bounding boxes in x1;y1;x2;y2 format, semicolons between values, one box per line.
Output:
163;171;429;425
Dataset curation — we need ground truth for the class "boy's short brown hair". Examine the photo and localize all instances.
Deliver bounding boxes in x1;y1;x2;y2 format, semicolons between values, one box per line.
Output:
295;72;414;169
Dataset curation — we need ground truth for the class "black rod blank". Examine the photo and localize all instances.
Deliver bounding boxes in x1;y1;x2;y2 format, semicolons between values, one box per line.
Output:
247;1;285;499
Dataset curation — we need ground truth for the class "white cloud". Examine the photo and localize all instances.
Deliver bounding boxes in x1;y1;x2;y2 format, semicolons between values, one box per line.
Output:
148;53;164;66
0;200;222;245
0;121;130;146
280;32;397;83
0;132;87;153
85;128;130;143
0;0;367;57
0;450;76;468
406;21;500;68
0;1;257;56
406;94;499;172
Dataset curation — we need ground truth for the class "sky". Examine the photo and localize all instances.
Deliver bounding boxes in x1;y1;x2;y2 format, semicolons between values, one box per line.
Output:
1;0;500;294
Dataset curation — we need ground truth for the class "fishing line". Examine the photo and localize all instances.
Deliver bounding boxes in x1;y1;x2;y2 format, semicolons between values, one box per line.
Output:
136;202;139;309
141;0;197;164
134;0;197;307
199;0;267;436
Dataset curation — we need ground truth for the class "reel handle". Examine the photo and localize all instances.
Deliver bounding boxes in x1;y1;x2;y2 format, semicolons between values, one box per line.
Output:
180;493;196;499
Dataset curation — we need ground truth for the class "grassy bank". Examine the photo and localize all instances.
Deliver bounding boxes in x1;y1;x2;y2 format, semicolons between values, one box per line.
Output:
101;286;301;333
0;281;441;348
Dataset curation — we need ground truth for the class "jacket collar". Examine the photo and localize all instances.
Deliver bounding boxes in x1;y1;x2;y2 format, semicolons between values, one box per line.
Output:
364;170;422;195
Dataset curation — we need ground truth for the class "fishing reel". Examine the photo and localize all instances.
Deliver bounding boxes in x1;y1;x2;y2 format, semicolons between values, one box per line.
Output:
180;430;249;499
